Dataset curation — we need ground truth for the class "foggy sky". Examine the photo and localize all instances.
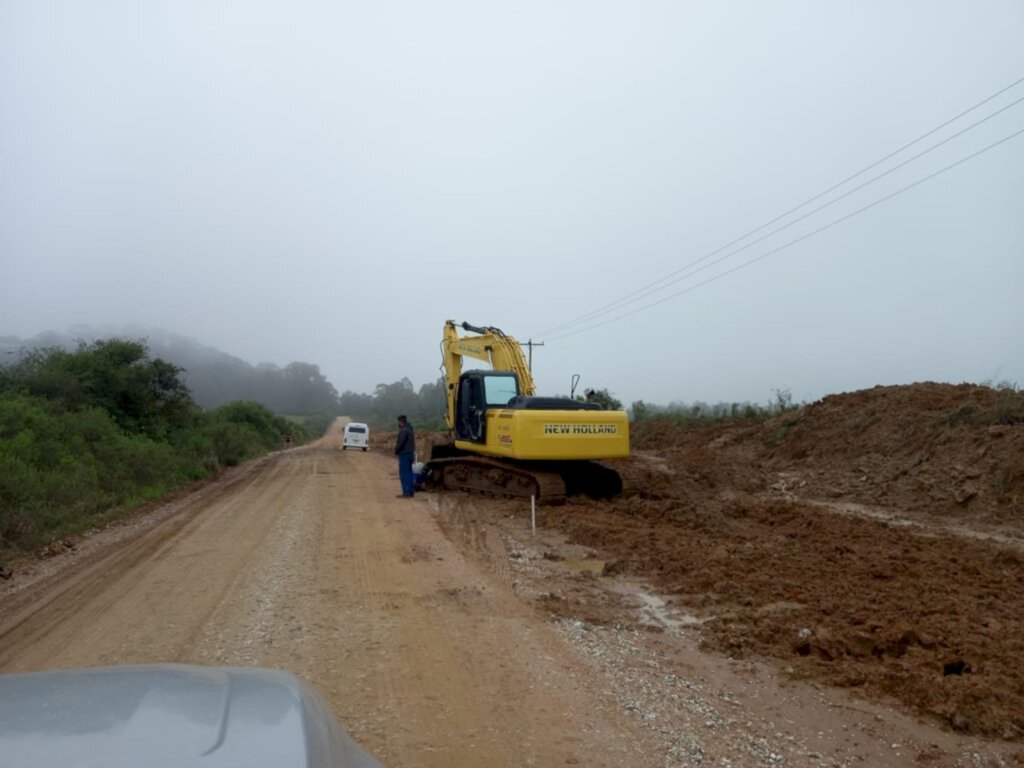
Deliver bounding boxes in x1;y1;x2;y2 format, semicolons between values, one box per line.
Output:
2;1;1022;408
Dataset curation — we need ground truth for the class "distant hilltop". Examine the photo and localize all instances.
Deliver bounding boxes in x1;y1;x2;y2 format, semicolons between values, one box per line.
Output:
0;326;341;413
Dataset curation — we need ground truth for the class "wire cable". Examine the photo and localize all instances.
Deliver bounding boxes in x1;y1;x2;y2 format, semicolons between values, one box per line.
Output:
532;75;1024;339
541;125;1024;343
540;93;1024;334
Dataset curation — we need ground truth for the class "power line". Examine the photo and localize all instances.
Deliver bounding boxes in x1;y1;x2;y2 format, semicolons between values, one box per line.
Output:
536;75;1024;339
541;125;1024;343
535;76;1024;338
542;92;1024;334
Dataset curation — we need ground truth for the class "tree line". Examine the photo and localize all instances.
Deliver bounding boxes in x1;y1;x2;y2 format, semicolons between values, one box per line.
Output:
0;339;314;561
629;388;800;424
1;329;343;415
338;378;448;429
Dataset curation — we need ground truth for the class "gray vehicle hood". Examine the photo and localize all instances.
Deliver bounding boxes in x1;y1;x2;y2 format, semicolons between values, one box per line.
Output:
0;664;384;768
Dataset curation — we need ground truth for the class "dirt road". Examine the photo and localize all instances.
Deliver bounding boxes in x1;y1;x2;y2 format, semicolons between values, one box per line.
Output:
0;421;652;766
1;411;1020;767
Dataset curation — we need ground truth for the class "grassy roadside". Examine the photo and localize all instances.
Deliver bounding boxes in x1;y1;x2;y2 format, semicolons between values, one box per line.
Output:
0;341;322;569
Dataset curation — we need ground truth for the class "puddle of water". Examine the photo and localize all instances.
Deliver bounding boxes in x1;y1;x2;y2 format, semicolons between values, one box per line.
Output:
563;558;606;574
634;592;704;631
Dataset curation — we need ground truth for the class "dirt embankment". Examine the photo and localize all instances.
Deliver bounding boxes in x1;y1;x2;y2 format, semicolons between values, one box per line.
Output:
540;383;1024;740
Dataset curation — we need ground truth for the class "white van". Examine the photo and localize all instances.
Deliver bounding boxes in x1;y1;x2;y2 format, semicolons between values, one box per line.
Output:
342;422;370;451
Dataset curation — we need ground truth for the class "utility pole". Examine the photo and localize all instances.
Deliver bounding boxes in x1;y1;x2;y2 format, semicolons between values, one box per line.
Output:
522;339;545;372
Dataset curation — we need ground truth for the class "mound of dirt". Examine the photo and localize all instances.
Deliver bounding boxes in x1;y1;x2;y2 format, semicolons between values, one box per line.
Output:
627;382;1024;522
761;383;1024;522
543;382;1024;739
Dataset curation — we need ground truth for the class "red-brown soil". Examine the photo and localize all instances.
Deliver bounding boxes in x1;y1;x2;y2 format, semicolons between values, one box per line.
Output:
539;383;1024;740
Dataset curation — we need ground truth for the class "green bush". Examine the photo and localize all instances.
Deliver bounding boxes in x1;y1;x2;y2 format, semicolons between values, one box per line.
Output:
992;385;1024;425
0;394;185;550
2;339;193;438
944;389;1024;428
207;421;264;467
300;412;333;440
212;401;308;447
0;342;322;558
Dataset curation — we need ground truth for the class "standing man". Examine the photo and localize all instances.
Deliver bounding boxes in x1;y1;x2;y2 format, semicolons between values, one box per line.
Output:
394;415;416;498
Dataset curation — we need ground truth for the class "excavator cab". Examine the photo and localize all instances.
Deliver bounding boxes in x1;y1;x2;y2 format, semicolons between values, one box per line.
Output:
455;371;520;443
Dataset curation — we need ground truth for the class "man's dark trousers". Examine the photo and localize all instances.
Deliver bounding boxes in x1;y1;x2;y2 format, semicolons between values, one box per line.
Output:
398;452;415;496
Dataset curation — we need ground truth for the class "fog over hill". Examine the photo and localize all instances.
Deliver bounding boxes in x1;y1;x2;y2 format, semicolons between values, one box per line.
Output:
0;326;341;415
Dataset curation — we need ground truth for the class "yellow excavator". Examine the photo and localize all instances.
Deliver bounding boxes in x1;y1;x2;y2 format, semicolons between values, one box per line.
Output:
425;320;629;503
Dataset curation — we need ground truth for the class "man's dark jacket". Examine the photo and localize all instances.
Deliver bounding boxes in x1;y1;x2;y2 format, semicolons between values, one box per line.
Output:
394;424;415;455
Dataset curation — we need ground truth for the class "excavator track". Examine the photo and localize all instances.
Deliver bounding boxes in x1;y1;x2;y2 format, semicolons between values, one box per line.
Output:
426;456;567;505
425;453;624;505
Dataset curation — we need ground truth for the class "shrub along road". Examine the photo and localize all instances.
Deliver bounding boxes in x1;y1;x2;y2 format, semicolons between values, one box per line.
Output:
1;410;1020;767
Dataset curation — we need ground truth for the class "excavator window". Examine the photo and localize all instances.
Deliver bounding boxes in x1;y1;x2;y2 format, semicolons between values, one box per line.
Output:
483;374;519;406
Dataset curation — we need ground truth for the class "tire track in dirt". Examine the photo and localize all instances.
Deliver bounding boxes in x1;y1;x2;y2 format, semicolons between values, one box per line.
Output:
1;421;660;767
290;440;655;767
325;452;504;766
182;454;326;668
0;452;304;671
0;457;270;644
788;495;1024;550
435;496;516;587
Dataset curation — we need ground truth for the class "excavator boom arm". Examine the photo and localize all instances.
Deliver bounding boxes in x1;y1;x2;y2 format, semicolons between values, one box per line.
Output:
442;320;535;430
